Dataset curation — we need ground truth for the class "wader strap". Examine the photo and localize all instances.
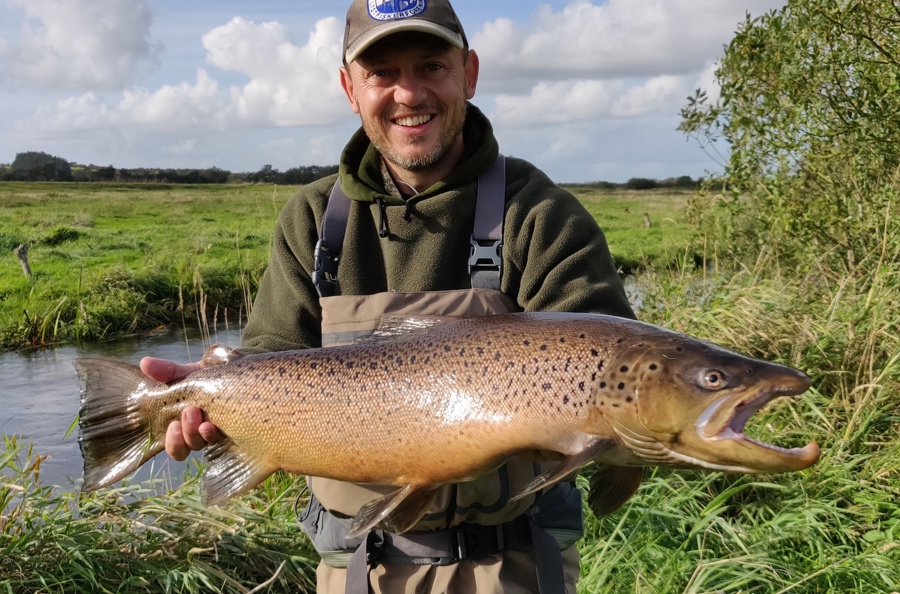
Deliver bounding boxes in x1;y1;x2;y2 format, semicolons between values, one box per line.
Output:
469;154;506;291
313;181;352;298
343;517;564;594
314;156;506;297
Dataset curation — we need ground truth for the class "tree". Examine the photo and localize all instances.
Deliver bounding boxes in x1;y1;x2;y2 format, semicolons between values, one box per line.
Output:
11;151;73;181
680;0;900;270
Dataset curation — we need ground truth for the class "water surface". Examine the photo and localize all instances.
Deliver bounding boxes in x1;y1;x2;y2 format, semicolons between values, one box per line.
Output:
0;325;243;489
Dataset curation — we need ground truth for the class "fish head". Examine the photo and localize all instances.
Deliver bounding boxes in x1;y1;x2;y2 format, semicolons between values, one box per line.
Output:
593;332;820;474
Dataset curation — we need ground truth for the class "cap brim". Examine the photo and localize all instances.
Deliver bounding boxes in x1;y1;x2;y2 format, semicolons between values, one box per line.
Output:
345;20;465;63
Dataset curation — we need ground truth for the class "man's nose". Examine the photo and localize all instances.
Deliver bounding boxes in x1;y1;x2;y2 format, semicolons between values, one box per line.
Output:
393;72;428;106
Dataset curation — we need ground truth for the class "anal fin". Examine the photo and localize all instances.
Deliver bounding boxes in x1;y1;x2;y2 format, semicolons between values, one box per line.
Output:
202;438;277;506
588;465;643;516
510;437;615;502
347;484;438;539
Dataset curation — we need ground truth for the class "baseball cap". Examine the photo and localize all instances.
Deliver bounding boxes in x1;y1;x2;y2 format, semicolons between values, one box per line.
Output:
343;0;468;64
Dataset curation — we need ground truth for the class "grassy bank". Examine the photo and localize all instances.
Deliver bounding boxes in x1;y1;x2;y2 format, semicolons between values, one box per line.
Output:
3;253;898;592
0;182;688;351
3;181;897;592
0;182;291;350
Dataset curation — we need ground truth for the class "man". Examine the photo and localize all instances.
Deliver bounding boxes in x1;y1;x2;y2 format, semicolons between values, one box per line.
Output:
142;0;635;592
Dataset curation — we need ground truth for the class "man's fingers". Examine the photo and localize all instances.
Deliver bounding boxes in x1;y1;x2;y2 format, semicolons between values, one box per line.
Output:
140;357;203;383
198;421;222;445
181;406;208;451
165;421;190;461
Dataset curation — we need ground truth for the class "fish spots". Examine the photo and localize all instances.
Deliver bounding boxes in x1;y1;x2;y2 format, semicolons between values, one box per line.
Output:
620;365;629;373
591;348;599;357
618;382;626;390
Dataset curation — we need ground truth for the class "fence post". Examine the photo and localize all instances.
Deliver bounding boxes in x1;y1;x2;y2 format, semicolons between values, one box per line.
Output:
15;243;32;278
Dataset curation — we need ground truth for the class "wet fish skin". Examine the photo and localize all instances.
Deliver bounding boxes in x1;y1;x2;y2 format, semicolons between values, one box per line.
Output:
74;312;820;536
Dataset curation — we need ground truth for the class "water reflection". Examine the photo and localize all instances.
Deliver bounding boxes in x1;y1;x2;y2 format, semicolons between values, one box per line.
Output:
0;325;243;490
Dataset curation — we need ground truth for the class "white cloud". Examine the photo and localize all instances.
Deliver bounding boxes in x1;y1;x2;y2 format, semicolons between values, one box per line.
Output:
24;17;348;133
203;16;346;126
473;0;783;82
0;0;161;90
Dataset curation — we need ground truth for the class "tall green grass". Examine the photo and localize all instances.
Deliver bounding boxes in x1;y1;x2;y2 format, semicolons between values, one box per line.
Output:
1;437;317;593
575;241;900;592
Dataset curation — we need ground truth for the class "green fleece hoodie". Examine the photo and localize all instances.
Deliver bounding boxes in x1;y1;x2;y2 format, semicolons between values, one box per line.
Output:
241;104;634;353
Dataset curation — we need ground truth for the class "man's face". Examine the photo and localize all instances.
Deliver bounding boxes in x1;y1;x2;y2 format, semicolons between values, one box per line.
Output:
340;32;479;174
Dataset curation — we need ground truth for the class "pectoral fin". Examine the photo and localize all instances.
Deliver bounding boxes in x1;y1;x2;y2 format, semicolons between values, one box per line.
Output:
587;465;643;517
347;484;438;539
510;437;616;502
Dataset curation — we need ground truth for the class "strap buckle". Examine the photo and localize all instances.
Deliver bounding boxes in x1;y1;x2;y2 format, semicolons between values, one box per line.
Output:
450;523;506;564
313;239;340;297
468;237;502;275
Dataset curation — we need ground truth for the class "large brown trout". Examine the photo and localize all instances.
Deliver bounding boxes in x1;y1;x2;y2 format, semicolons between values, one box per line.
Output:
74;312;820;537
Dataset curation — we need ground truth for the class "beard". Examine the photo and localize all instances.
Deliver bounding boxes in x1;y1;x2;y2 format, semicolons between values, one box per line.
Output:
361;100;468;173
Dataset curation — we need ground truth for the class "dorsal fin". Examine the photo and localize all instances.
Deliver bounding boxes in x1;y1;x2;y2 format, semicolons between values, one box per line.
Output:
201;344;245;367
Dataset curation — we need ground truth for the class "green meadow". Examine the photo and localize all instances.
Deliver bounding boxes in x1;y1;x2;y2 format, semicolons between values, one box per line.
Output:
0;181;689;350
1;181;898;592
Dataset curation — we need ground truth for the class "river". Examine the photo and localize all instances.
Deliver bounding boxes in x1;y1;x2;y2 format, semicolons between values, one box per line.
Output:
0;325;243;490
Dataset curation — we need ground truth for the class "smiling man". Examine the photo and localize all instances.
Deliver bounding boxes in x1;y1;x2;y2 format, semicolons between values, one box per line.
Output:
143;0;634;592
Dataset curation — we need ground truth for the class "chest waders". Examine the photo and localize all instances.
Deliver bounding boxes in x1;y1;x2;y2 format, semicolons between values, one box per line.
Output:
302;156;582;594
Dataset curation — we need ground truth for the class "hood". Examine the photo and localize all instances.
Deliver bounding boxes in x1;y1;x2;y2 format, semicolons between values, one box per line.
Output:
337;102;500;205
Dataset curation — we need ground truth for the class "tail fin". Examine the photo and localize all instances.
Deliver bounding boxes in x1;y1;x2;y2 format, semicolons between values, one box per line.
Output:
73;358;165;492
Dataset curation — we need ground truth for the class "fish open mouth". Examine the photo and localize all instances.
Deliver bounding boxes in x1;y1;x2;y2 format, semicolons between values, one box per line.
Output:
700;382;820;473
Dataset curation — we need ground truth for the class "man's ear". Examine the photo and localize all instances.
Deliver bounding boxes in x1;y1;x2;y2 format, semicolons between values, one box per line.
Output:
340;66;361;114
464;50;479;100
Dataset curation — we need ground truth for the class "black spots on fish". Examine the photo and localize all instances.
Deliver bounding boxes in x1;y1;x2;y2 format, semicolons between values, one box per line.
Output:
590;348;599;358
620;365;629;373
523;339;531;347
277;366;286;376
310;362;318;370
495;352;502;361
539;344;548;351
649;363;658;371
559;336;566;343
395;356;404;366
578;381;586;392
579;333;587;339
617;382;626;390
597;361;605;372
563;395;570;405
443;345;452;353
476;347;485;356
626;396;633;403
541;382;552;391
599;381;607;389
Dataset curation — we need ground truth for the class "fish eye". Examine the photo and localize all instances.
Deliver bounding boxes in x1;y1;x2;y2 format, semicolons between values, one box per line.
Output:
702;369;727;390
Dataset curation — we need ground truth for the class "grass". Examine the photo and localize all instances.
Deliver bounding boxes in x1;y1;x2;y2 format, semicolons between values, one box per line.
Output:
0;182;291;350
1;437;318;593
3;182;898;592
0;182;690;351
566;186;693;272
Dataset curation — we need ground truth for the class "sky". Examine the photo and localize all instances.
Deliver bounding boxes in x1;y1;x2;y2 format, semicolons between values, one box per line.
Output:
0;0;785;183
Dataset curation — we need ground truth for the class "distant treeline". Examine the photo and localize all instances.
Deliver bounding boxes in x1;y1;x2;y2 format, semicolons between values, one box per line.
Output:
1;151;716;190
0;151;338;185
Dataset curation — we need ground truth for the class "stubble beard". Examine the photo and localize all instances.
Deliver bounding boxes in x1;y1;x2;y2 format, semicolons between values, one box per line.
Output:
362;102;467;174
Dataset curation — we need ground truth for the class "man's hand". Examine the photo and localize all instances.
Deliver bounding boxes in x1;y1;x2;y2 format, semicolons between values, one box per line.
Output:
140;356;223;461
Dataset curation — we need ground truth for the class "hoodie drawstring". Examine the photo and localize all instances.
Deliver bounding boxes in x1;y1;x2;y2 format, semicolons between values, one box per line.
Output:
375;197;390;238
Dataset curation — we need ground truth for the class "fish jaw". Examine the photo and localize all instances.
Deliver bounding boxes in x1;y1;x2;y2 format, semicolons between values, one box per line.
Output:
690;374;821;473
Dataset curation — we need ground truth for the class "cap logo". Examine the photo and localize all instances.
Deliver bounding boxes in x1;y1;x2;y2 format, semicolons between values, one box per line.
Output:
368;0;427;21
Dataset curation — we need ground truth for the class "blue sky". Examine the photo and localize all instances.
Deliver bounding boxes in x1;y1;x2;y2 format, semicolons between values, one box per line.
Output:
0;0;785;183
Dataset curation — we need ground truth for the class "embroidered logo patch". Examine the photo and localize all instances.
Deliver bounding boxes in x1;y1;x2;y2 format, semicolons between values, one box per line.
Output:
369;0;427;21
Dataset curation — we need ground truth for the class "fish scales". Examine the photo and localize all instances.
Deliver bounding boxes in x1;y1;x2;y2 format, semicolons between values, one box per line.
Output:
145;315;606;483
74;311;820;536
